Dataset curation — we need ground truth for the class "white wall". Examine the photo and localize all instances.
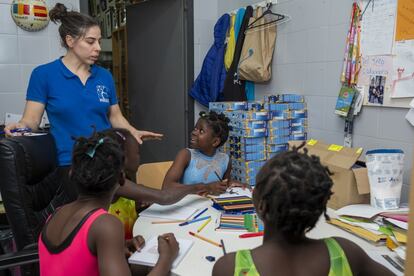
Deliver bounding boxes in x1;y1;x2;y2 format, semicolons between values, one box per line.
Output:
0;0;80;124
194;0;413;203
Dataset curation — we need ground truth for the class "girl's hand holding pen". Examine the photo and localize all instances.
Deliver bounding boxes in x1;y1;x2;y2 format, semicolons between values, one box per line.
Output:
158;233;179;264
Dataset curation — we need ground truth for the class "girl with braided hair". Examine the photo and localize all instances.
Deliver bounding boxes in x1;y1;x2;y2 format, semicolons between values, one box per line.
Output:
163;111;245;195
213;144;392;276
38;131;179;276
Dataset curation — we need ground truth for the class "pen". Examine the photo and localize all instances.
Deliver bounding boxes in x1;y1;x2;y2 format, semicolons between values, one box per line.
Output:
214;171;223;181
239;232;264;238
189;231;222;248
179;216;210;226
193;207;208;219
220;239;226;255
197;217;212;232
0;127;31;135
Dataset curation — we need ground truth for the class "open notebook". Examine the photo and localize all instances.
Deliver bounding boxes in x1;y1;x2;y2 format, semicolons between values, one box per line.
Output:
128;236;194;268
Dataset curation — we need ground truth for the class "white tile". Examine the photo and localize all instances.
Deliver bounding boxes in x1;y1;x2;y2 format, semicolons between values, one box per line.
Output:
0;35;19;64
285;31;305;64
323;96;346;133
194;19;201;44
378;108;414;143
274;33;287;65
302;0;329;30
193;44;201;70
305;27;328;63
353;106;380;137
304;62;327;96
305;95;325;129
49;35;66;60
327;24;348;62
0;65;20;92
0;4;17;35
328;0;354;26
325;61;343;97
19;35;51;64
194;0;218;21
0;93;25;124
199;19;215;46
20;64;37;92
307;128;344;145
271;63;305;93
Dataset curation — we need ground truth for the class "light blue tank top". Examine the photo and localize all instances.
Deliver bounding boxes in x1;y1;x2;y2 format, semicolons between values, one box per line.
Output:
181;149;229;185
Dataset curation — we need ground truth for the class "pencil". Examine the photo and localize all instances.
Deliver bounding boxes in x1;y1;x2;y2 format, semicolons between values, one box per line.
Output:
220;239;226;255
197;217;212;232
189;231;222;248
151;220;187;224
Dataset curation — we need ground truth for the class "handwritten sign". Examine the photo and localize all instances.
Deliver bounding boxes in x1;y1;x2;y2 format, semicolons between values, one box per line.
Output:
358;55;393;86
396;0;414;41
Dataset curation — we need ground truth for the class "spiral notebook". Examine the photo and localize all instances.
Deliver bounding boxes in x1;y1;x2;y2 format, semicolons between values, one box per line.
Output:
128;236;194;268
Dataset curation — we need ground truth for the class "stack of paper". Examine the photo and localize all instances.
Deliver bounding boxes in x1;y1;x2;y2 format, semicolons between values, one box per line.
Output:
330;204;409;260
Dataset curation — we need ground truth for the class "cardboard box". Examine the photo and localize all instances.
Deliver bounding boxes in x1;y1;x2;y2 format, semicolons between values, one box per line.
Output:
289;140;370;209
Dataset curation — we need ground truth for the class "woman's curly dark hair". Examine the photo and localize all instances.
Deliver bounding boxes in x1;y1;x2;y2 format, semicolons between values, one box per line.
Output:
254;143;333;239
70;131;124;196
199;111;230;147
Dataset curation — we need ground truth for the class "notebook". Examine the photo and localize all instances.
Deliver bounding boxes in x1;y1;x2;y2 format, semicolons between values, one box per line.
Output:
139;204;197;220
128;236;194;268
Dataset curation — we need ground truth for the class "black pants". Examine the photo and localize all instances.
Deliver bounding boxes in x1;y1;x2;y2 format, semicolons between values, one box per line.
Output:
24;166;79;237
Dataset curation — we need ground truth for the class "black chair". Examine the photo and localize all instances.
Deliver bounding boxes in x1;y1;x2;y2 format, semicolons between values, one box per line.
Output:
0;134;58;274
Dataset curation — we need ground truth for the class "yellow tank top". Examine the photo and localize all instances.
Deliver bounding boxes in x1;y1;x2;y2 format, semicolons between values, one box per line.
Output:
224;14;236;71
233;238;353;276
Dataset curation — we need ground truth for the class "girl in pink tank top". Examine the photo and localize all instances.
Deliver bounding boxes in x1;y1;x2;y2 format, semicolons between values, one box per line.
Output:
38;129;179;276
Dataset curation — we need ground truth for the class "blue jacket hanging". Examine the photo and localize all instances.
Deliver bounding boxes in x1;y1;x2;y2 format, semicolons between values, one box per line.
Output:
189;14;230;107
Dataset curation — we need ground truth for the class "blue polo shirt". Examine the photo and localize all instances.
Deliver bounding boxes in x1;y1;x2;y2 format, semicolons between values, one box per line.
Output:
26;58;118;166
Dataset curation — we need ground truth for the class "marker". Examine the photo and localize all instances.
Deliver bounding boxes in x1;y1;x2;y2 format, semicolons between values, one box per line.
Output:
193;207;208;219
239;232;264;238
189;231;222;248
179;216;210;226
197;217;212;232
0;127;31;135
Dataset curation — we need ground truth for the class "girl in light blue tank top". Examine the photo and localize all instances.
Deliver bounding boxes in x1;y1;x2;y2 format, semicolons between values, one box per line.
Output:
163;111;244;195
181;148;229;184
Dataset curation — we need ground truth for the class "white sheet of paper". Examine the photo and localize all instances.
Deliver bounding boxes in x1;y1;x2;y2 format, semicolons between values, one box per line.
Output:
405;108;414;126
358;55;393;86
211;187;252;198
391;40;414;98
128;236;194;268
360;0;397;56
139;204;198;220
335;204;409;218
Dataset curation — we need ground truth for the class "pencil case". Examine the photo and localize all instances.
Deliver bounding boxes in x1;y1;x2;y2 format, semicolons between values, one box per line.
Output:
230;120;267;129
290;118;308;127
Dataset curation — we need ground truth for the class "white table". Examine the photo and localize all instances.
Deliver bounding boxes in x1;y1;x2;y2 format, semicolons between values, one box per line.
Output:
133;195;403;276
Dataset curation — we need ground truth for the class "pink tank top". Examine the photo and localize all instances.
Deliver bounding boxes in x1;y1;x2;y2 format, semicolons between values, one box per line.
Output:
38;208;107;276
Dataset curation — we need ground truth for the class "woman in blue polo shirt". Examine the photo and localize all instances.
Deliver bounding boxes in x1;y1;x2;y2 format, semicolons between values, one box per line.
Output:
4;3;201;233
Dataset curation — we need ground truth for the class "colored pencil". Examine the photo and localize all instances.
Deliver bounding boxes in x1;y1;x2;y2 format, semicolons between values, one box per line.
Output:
197;217;212;232
179;216;210;226
189;231;222;247
239;232;264;238
193;207;208;219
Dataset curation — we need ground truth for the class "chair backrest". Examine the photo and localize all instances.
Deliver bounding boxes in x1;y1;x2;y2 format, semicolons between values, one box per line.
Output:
136;161;173;190
0;134;57;250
